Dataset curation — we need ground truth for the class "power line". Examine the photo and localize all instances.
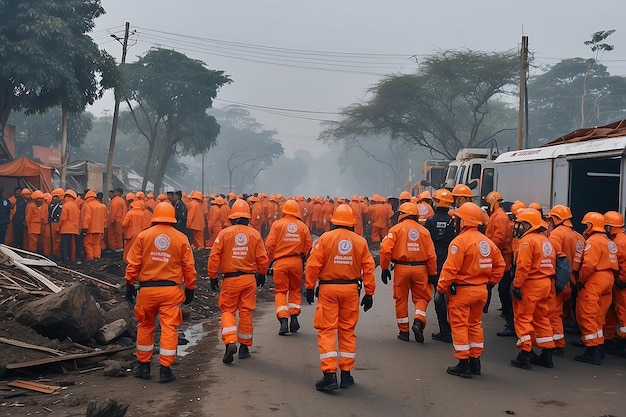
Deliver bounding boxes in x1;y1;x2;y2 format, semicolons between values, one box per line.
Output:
214;98;340;115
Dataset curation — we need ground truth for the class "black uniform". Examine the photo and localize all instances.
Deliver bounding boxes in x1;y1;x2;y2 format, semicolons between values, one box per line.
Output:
173;199;188;236
0;192;12;244
12;196;27;249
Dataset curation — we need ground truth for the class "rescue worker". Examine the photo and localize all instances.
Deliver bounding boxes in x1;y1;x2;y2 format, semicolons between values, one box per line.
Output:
546;205;584;354
123;201;150;264
398;191;411;205
574;212;619;365
484;191;514;327
434;202;505;378
81;190;107;260
59;189;80;265
604;211;626;353
310;197;324;236
451;184;489;231
208;199;269;364
265;199;312;335
25;190;44;253
380;202;437;342
424;189;456;343
125;202;196;383
416;191;435;225
186;191;205;249
170;191;188;239
249;196;263;234
0;185;12;244
206;196;224;248
49;188;64;258
510;208;557;370
349;195;364;236
305;204;376;391
108;188;126;251
40;192;51;257
369;196;393;246
12;187;28;249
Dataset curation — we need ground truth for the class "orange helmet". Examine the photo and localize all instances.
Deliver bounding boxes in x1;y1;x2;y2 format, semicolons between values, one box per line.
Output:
455;202;482;227
548;205;572;225
43;192;52;204
135;191;145;200
331;204;355;227
432;189;454;208
485;191;503;211
65;189;77;199
51;188;65;198
21;188;32;196
228;199;251;219
228;192;236;200
582;211;605;234
398;202;419;221
418;191;432;202
399;191;411;201
156;193;168;202
125;192;136;201
84;189;97;199
451;184;472;198
190;190;203;201
213;196;226;205
146;192;154;199
604;211;624;233
282;199;302;219
528;202;542;211
510;200;526;216
151;202;177;223
31;190;44;200
516;208;543;232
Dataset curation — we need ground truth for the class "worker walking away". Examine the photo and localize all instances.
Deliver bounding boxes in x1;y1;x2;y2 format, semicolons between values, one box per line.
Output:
208;199;269;364
510;208;557;370
186;191;205;249
380;202;437;343
265;199;312;335
574;212;619;365
108;188;126;251
81;190;107;260
434;202;505;378
59;190;80;266
424;189;456;343
305;204;375;391
604;211;626;355
122;201;150;264
125;202;196;383
25;190;44;253
546;205;584;355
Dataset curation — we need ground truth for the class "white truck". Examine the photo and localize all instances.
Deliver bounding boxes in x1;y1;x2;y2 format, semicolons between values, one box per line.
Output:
443;147;505;205
493;135;626;231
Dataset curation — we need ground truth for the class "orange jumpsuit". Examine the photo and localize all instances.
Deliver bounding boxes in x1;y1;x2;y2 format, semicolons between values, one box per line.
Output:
322;201;333;233
604;231;626;341
610;231;626;339
108;195;126;250
577;232;619;347
125;223;196;367
208;225;269;348
266;200;279;229
349;200;363;236
547;224;584;348
59;197;80;263
513;232;556;352
49;201;62;257
82;197;107;260
25;200;43;253
305;228;376;374
250;202;264;234
186;198;205;248
437;228;505;360
122;202;150;264
206;203;222;248
370;203;392;243
219;204;230;229
310;201;324;235
39;202;51;257
380;219;437;333
265;215;312;320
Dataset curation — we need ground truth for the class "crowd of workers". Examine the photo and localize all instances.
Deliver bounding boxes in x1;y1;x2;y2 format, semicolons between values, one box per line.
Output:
2;183;624;389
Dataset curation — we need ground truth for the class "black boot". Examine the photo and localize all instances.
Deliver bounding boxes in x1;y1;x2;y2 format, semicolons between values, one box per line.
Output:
447;359;472;378
574;346;602;365
223;343;237;364
159;365;176;383
538;349;554;368
238;344;250;359
339;370;354;389
315;372;338;391
279;318;289;335
553;347;565;357
135;362;151;380
497;323;516;337
290;315;300;333
432;332;452;343
412;320;425;343
469;357;481;375
397;331;410;341
511;350;532;370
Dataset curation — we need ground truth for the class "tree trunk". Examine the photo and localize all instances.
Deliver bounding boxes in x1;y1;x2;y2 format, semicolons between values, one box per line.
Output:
141;137;155;191
60;105;69;188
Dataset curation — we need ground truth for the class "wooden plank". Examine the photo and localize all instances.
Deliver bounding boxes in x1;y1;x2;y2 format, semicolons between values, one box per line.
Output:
0;337;66;356
7;380;61;394
53;265;121;289
5;346;133;370
0;244;57;266
11;261;63;293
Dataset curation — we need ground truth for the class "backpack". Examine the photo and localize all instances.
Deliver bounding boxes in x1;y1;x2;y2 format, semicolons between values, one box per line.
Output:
555;255;571;294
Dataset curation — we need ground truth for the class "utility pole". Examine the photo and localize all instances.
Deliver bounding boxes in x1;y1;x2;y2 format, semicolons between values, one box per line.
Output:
517;35;528;150
105;22;130;204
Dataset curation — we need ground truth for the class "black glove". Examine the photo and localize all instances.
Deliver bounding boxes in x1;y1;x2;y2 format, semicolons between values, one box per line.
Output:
428;275;439;286
360;294;373;312
125;283;137;303
210;278;220;291
513;287;523;300
184;288;194;305
81;228;87;236
306;288;315;305
381;269;391;285
433;291;444;304
256;273;266;288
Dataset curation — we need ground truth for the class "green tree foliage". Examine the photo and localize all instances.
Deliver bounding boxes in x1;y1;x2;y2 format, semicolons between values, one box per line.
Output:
207;106;284;193
124;48;231;192
321;49;520;159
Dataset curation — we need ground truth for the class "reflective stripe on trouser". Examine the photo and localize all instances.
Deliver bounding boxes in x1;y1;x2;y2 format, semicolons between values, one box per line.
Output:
392;265;431;332
615;287;626;338
84;233;102;260
513;278;555;351
134;286;184;367
448;285;487;360
576;272;614;347
273;257;304;319
548;282;567;348
314;284;359;373
218;274;257;346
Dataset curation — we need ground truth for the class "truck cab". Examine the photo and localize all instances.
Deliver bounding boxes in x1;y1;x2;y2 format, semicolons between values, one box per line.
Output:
444;148;503;205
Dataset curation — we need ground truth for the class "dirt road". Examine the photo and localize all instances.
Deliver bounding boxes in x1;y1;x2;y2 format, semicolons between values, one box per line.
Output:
198;272;625;417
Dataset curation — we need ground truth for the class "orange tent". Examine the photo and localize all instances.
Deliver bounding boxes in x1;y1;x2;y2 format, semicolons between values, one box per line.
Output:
0;157;53;193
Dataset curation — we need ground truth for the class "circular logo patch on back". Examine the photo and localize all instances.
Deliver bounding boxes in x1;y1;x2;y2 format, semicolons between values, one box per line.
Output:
542;241;553;256
479;241;491;256
338;239;353;255
287;223;298;233
235;233;248;246
608;241;618;254
154;234;171;251
408;228;419;241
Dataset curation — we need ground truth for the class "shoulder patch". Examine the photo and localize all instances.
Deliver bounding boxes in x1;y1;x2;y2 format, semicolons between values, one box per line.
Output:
478;240;491;256
450;244;458;255
542;241;553;256
575;240;585;253
608;241;618;254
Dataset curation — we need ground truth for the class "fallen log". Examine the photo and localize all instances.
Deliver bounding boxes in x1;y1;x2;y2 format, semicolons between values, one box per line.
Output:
5;346;133;370
53;265;121;289
0;337;66;356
